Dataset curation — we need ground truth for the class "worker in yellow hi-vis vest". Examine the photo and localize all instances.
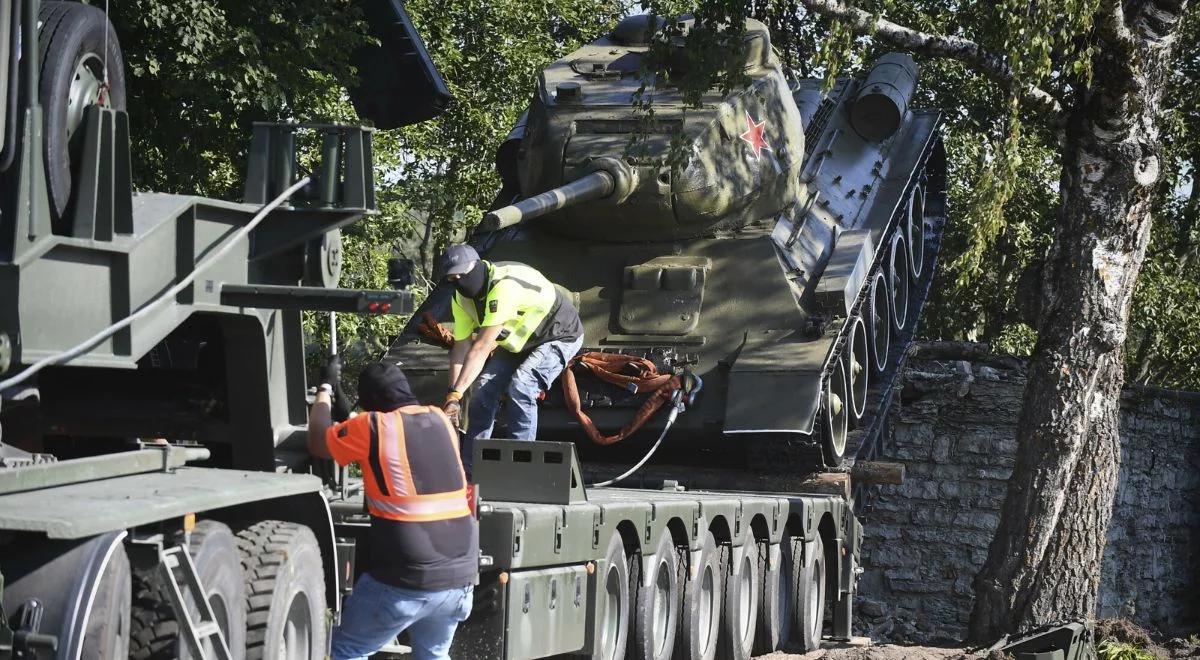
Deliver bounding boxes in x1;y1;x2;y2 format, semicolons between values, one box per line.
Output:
438;245;584;470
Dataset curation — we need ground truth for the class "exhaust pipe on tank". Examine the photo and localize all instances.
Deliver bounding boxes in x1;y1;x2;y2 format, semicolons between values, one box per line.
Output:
849;53;918;142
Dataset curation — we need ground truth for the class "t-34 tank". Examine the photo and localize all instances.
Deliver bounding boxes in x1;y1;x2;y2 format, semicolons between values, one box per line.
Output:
390;14;946;476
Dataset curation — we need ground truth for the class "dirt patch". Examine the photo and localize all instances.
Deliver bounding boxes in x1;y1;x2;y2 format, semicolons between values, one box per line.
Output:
759;645;973;660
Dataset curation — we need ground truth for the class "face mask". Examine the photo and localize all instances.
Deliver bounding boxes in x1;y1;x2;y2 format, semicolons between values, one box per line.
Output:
453;261;488;299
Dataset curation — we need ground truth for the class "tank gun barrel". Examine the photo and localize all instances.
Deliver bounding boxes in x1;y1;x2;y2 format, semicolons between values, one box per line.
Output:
482;170;615;232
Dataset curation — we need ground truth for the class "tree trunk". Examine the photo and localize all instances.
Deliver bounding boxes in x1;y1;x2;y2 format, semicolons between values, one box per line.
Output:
968;0;1188;641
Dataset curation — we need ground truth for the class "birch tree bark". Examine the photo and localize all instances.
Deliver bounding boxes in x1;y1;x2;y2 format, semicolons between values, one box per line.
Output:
969;0;1188;638
798;0;1191;641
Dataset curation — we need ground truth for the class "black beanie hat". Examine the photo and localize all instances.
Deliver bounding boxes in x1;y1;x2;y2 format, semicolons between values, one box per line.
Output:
357;361;418;412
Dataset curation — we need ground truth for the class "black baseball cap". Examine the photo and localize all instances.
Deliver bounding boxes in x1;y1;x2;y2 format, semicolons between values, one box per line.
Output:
440;244;480;278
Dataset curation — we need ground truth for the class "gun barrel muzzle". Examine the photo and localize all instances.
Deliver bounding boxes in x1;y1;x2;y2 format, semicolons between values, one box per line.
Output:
482;170;615;231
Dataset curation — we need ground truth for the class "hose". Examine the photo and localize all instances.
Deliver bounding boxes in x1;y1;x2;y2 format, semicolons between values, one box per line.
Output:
0;176;312;392
588;400;681;488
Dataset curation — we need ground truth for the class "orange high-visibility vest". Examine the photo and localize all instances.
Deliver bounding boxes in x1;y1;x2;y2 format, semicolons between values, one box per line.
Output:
348;406;471;523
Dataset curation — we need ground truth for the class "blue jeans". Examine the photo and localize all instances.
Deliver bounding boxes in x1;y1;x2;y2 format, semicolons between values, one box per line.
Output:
330;572;473;660
463;336;583;467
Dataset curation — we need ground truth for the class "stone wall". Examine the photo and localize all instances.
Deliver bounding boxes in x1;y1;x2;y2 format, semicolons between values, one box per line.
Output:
854;347;1200;643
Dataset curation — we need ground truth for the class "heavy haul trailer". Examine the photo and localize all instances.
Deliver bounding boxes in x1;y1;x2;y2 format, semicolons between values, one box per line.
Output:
0;0;444;657
442;440;863;660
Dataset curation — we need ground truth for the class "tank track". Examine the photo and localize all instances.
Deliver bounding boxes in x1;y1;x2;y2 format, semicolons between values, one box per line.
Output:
746;153;948;477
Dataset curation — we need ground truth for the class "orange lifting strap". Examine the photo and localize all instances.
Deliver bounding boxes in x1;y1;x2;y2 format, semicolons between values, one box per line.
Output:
418;312;455;348
560;352;681;446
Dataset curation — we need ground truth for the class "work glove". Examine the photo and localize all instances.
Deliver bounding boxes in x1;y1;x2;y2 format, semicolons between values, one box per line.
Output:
320;355;351;422
444;390;464;429
320;354;343;388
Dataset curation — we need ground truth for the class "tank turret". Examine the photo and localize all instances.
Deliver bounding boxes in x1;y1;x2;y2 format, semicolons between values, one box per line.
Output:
493;15;807;242
391;13;947;479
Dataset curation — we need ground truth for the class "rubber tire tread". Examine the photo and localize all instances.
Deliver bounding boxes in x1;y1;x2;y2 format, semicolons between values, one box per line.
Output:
632;533;681;660
81;542;132;659
677;531;723;660
593;533;630;660
36;1;126;222
129;521;248;660
716;543;755;660
236;520;327;660
752;538;791;654
792;534;825;653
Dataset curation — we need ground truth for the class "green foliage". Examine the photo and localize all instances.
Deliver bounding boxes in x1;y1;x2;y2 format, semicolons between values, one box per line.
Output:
102;0;367;198
107;0;1200;392
1097;640;1155;660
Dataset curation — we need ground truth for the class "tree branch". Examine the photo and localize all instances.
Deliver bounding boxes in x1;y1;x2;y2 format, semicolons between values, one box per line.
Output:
800;0;1064;116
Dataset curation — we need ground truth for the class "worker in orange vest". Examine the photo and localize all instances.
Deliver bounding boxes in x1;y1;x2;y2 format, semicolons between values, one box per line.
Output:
308;360;478;660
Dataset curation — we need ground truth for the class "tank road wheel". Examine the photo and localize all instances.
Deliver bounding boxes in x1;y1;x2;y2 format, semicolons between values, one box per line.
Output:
36;1;127;223
716;542;757;660
868;271;890;376
888;233;910;333
592;533;630;660
632;533;681;660
236;521;327;660
846;317;869;425
131;521;248;660
678;531;723;660
820;359;849;468
907;183;926;281
753;538;791;654
791;534;826;653
81;543;133;659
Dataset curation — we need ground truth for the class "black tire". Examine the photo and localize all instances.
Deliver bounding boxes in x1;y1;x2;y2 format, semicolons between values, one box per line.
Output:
593;533;630;660
752;538;790;654
792;534;825;653
36;1;126;223
716;543;756;660
632;533;681;660
236;520;327;660
80;542;132;659
130;521;248;660
677;531;723;660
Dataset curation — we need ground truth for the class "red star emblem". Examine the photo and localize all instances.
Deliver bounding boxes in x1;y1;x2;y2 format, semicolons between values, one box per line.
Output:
739;112;771;159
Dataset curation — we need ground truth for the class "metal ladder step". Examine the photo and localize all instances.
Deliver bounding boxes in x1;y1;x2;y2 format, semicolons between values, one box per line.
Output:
158;544;232;660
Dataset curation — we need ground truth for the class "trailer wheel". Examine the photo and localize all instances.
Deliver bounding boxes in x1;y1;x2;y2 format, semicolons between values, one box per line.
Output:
36;1;126;223
80;543;132;659
592;533;630;660
236;520;327;660
632;533;681;660
791;534;825;653
752;538;790;654
677;531;723;660
130;521;248;660
716;543;756;660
